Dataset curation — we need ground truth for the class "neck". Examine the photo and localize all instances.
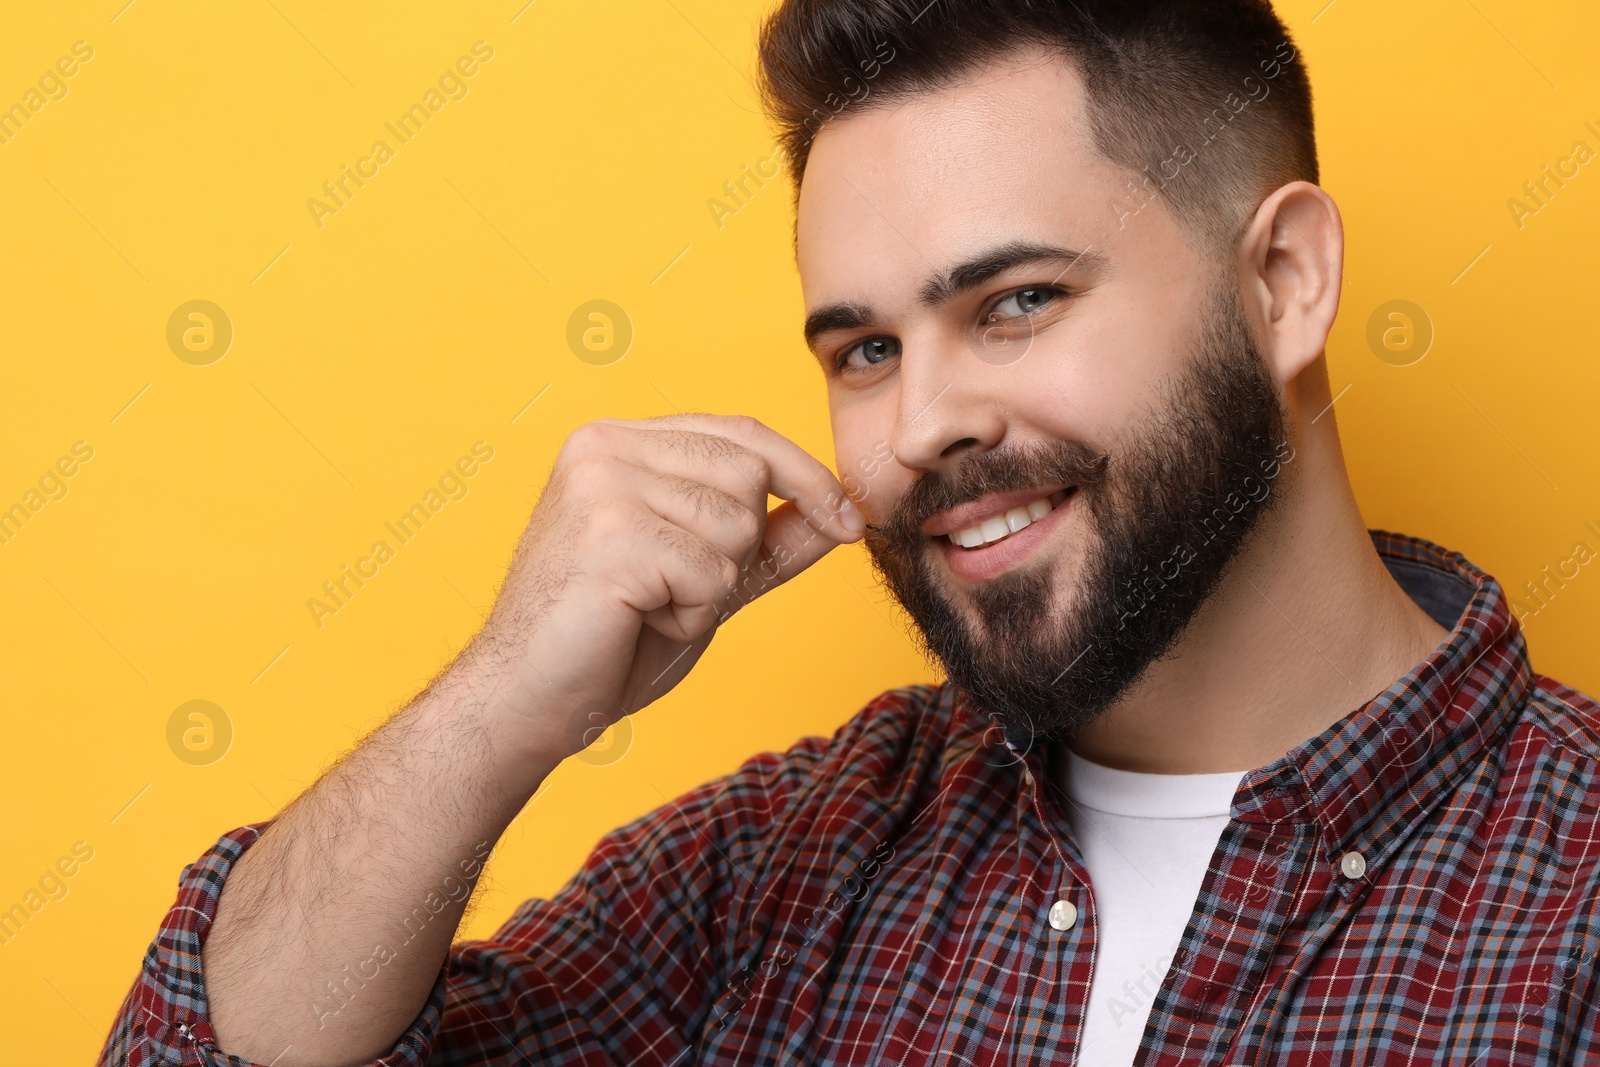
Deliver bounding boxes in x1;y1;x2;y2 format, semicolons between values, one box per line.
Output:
1062;367;1451;776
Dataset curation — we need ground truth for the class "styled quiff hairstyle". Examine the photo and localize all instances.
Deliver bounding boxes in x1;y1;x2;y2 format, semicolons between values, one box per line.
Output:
756;0;1319;256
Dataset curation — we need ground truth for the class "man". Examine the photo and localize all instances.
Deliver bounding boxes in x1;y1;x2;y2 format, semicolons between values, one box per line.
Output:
100;1;1600;1064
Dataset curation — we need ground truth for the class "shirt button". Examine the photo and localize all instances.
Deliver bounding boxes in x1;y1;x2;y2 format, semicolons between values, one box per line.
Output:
1340;850;1367;880
1048;898;1077;931
1021;767;1034;788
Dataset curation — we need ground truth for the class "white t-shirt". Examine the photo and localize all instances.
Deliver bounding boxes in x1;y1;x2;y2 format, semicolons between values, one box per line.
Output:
1059;745;1249;1067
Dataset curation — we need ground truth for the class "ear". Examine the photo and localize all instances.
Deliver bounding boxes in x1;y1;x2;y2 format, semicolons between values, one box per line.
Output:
1236;181;1343;386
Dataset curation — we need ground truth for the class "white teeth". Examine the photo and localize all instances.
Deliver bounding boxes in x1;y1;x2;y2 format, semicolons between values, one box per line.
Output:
948;492;1069;549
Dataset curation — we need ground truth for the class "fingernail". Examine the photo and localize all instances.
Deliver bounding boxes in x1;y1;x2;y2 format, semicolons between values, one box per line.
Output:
839;498;867;535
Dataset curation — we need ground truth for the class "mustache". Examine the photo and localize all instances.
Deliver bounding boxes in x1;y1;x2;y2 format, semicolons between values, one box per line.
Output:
868;439;1111;540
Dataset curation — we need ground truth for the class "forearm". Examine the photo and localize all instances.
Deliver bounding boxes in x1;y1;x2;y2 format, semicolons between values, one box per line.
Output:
203;660;554;1067
183;413;858;1066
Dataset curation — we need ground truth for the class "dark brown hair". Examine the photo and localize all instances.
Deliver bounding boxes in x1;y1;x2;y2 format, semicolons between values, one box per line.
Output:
756;0;1319;255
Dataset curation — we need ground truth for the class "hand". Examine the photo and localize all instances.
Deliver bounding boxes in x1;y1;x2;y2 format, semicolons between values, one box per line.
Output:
456;414;866;764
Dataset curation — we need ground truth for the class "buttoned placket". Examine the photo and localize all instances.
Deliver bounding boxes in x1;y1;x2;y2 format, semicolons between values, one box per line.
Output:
1006;736;1100;1065
1009;740;1089;932
1010;733;1328;1067
1144;769;1319;1065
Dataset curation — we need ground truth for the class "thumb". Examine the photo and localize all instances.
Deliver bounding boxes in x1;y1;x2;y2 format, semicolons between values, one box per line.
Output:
734;498;861;609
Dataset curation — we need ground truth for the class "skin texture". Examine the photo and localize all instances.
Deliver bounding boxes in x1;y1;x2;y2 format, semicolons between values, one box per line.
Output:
797;44;1448;773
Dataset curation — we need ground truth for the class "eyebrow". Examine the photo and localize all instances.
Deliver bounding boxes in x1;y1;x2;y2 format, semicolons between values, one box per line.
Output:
803;240;1107;353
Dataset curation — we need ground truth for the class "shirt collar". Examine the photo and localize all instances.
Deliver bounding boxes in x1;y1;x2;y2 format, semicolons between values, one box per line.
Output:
1238;529;1532;894
973;529;1532;893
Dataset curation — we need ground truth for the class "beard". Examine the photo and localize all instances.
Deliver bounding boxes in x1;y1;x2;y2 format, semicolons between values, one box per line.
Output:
862;278;1293;753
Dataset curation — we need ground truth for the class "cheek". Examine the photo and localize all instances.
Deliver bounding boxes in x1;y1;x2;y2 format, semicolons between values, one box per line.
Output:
837;441;906;519
999;333;1122;451
829;394;890;480
828;422;904;524
1036;293;1198;436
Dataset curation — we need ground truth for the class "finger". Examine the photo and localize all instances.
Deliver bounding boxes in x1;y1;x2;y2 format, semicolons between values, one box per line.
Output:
629;469;831;624
609;511;741;644
632;467;765;566
593;424;773;517
553;452;766;569
597;414;865;542
633;524;739;643
718;498;847;613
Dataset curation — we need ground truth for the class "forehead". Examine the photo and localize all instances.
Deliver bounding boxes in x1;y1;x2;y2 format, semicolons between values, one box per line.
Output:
795;47;1136;294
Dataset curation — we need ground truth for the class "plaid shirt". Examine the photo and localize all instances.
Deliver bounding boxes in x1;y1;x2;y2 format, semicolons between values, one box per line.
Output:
99;529;1600;1066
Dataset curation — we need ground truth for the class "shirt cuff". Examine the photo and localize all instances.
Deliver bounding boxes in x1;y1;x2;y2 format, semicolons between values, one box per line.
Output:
114;820;450;1067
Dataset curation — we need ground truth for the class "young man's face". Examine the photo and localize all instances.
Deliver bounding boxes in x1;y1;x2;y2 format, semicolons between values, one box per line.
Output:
796;47;1294;746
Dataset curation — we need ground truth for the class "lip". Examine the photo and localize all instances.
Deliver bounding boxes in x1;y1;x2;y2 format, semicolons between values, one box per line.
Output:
921;484;1074;538
936;488;1076;583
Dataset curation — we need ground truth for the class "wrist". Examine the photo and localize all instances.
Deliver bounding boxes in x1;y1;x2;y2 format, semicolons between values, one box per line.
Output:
410;656;566;808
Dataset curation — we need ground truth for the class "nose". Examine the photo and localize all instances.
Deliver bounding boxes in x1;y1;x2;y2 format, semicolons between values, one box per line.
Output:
887;335;1007;473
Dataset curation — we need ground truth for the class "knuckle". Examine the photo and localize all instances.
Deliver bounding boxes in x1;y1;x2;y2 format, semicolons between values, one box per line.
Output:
563;420;615;456
585;498;636;539
565;453;623;494
729;449;768;491
727;413;764;437
731;506;762;544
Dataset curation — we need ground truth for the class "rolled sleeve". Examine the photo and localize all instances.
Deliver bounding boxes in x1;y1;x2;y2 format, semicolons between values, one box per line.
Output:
97;719;850;1067
96;821;448;1067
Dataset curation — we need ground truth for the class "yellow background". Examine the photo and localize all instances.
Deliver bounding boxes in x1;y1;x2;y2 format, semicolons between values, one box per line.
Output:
1;1;1597;1059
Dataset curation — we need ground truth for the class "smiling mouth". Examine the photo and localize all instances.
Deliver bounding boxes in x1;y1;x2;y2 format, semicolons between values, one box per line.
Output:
946;489;1073;549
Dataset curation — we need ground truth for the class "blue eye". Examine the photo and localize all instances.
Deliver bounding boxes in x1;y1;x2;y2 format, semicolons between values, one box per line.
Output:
837;335;901;374
830;285;1068;376
988;286;1060;320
